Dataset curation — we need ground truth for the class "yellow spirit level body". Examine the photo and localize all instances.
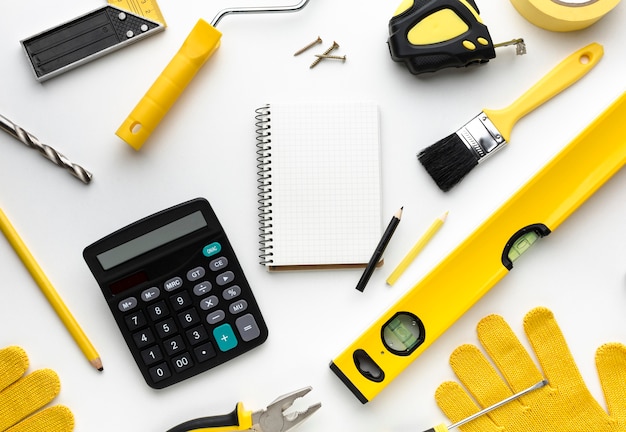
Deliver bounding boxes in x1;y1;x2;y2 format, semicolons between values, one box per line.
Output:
330;92;626;403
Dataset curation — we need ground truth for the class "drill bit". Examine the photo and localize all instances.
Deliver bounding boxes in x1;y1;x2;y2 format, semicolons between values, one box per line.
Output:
0;114;92;184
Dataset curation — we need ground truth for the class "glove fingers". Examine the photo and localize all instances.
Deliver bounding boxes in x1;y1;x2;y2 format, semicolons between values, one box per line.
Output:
523;307;588;388
448;344;518;425
0;346;29;391
0;369;61;430
477;314;544;391
5;405;74;432
435;381;500;432
596;342;626;423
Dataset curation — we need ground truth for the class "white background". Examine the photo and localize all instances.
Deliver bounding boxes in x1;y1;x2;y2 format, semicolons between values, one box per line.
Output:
1;0;625;431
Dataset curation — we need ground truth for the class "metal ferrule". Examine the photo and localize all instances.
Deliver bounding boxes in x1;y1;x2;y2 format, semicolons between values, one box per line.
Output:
456;112;506;163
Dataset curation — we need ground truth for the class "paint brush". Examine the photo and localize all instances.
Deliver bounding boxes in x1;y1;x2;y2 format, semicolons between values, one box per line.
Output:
417;42;603;192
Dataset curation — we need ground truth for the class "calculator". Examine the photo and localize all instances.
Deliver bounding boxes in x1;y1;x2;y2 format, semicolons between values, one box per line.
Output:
83;198;268;389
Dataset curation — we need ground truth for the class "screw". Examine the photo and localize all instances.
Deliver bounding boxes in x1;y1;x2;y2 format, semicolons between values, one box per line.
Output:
310;41;339;68
315;54;346;61
294;36;322;56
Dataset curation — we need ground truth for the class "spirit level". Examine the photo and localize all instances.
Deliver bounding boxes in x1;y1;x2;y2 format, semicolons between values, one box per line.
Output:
330;91;626;403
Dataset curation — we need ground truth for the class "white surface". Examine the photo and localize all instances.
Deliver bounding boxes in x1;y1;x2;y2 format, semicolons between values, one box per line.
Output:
0;1;625;431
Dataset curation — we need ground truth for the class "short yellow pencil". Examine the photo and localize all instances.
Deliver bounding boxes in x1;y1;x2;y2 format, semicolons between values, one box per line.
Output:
386;211;448;286
0;209;103;371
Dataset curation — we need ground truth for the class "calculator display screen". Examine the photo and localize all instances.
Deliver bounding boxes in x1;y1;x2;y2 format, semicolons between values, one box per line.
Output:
96;211;208;270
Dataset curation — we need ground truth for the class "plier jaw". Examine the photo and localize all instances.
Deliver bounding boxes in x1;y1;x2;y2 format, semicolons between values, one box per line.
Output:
251;386;321;432
166;386;320;432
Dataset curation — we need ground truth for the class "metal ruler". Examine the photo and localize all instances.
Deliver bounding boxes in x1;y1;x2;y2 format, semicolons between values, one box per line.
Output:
107;0;166;26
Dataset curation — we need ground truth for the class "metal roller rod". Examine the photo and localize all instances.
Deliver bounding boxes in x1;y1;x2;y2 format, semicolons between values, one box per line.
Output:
0;114;92;184
211;0;311;27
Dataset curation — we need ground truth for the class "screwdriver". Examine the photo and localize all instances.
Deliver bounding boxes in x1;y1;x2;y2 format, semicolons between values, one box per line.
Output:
388;0;525;75
116;0;311;150
423;379;548;432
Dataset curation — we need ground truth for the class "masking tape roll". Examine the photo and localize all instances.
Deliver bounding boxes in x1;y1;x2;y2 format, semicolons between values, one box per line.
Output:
510;0;621;32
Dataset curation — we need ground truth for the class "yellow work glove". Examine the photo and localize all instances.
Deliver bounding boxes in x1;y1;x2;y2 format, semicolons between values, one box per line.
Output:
0;346;74;432
435;307;626;432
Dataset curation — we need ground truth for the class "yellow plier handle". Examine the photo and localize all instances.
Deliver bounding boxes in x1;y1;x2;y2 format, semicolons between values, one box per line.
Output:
167;402;253;432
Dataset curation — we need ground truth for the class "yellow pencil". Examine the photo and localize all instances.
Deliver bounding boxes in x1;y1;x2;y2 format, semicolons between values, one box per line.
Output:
0;209;103;371
386;211;448;286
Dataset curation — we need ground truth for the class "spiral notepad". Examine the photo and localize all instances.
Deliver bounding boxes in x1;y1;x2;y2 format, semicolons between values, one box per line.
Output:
256;102;382;271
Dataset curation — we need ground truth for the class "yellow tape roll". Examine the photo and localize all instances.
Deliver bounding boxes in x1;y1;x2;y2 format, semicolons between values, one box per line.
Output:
510;0;620;32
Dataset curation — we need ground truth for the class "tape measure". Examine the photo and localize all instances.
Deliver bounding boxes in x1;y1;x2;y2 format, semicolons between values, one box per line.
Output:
108;0;166;26
510;0;620;31
388;0;526;75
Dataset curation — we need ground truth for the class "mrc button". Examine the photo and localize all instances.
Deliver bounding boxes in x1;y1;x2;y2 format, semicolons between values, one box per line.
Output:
164;277;183;292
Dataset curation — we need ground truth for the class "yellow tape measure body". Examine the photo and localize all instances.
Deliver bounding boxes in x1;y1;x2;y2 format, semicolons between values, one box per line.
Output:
108;0;166;26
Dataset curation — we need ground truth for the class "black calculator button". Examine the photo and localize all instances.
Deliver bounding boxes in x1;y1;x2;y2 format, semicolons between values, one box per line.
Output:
148;300;170;321
172;352;194;373
164;335;186;356
186;326;209;345
125;310;147;331
193;281;212;296
170;291;192;311
141;287;161;302
236;313;262;342
149;362;171;383
229;299;248;315
216;271;235;286
118;297;138;312
194;343;216;363
164;276;183;292
178;309;200;328
155;318;178;338
141;345;163;365
199;295;219;311
222;285;241;300
187;266;205;281
206;310;226;325
209;256;228;272
133;328;155;348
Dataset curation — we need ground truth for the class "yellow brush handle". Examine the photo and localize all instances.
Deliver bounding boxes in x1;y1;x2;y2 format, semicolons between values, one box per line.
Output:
483;42;603;142
116;19;222;150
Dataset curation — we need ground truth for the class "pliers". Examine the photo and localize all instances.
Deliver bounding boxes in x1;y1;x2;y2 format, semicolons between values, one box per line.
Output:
166;387;321;432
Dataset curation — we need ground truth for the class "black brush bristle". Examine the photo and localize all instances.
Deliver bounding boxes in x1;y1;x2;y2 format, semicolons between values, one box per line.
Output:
417;133;479;192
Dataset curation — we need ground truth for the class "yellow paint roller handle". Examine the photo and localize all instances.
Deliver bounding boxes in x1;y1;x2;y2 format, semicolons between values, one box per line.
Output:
483;42;603;142
116;19;222;150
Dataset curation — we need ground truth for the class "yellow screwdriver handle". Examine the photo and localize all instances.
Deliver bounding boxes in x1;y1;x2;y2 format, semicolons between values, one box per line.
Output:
116;19;222;150
483;42;603;142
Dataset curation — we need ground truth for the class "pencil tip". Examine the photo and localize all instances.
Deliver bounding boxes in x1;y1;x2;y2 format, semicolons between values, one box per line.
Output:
91;358;104;372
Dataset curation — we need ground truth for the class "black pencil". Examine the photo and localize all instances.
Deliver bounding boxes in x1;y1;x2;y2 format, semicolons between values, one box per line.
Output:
355;207;403;292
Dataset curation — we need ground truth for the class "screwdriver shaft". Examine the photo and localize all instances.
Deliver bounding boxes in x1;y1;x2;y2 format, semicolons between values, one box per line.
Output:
448;379;548;430
0;114;92;184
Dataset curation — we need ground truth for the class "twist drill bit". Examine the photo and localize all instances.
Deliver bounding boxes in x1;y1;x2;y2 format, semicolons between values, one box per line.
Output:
0;114;92;184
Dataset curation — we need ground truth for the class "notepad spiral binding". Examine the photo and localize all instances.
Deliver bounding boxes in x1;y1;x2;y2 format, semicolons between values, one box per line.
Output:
256;105;274;265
